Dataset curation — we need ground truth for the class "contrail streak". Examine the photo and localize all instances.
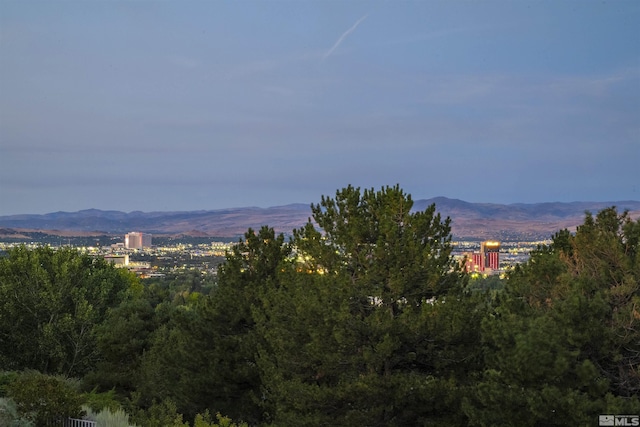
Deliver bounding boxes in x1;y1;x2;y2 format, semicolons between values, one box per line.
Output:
323;14;368;61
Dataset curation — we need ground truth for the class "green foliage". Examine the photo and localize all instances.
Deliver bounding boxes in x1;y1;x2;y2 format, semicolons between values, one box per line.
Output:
294;185;461;300
0;371;18;397
464;207;640;426
255;185;477;425
128;185;482;425
193;410;249;427
134;307;194;414
467;274;504;293
133;226;290;423
0;246;137;377
5;370;84;425
5;188;636;426
0;397;34;427
130;398;189;427
81;387;122;413
86;295;159;395
83;404;138;427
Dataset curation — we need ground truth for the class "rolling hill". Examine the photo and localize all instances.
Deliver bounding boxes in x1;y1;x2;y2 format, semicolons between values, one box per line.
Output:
1;199;639;241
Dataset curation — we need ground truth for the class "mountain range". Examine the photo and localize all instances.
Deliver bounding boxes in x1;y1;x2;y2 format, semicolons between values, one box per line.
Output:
1;198;639;241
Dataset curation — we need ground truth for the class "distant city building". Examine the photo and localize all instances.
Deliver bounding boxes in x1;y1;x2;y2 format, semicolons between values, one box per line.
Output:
105;254;129;266
124;232;152;249
472;253;483;272
481;240;500;271
463;240;501;274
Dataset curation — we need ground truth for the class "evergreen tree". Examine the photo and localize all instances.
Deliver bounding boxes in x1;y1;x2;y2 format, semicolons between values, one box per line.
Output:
86;294;159;395
464;208;640;426
136;226;290;424
256;185;479;425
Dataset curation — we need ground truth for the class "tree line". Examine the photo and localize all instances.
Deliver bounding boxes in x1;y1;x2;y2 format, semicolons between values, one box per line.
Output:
1;185;638;426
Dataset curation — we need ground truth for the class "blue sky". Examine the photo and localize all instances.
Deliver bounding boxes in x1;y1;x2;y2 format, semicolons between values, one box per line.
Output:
1;0;638;215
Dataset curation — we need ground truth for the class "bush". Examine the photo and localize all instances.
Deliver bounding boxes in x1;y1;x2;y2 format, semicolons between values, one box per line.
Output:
129;398;188;427
83;405;139;427
82;387;122;413
0;397;34;427
6;370;83;425
0;371;18;397
193;410;249;427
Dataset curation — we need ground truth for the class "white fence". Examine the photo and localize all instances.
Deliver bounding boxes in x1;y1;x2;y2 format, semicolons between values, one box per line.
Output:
64;418;97;427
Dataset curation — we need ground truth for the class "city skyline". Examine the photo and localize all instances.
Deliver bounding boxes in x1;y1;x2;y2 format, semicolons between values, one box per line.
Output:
1;1;639;216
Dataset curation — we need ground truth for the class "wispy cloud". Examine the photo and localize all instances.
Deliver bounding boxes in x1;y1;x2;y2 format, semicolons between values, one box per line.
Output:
323;14;368;61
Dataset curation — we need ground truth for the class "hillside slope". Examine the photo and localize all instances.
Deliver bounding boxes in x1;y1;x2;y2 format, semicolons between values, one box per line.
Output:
1;199;638;241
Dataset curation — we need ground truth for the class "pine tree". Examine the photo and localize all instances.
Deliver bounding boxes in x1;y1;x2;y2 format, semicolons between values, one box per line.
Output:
464;208;640;426
256;185;479;425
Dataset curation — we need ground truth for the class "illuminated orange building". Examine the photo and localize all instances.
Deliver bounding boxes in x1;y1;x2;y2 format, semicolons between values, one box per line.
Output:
481;240;500;271
464;240;500;273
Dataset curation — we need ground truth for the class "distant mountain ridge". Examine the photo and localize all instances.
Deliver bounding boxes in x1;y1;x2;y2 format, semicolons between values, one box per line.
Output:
1;199;639;241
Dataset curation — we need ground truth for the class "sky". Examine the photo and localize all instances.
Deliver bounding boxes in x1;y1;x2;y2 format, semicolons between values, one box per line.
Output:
1;0;639;215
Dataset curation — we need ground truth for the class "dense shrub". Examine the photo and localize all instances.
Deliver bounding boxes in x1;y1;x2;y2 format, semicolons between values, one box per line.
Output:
6;370;83;425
